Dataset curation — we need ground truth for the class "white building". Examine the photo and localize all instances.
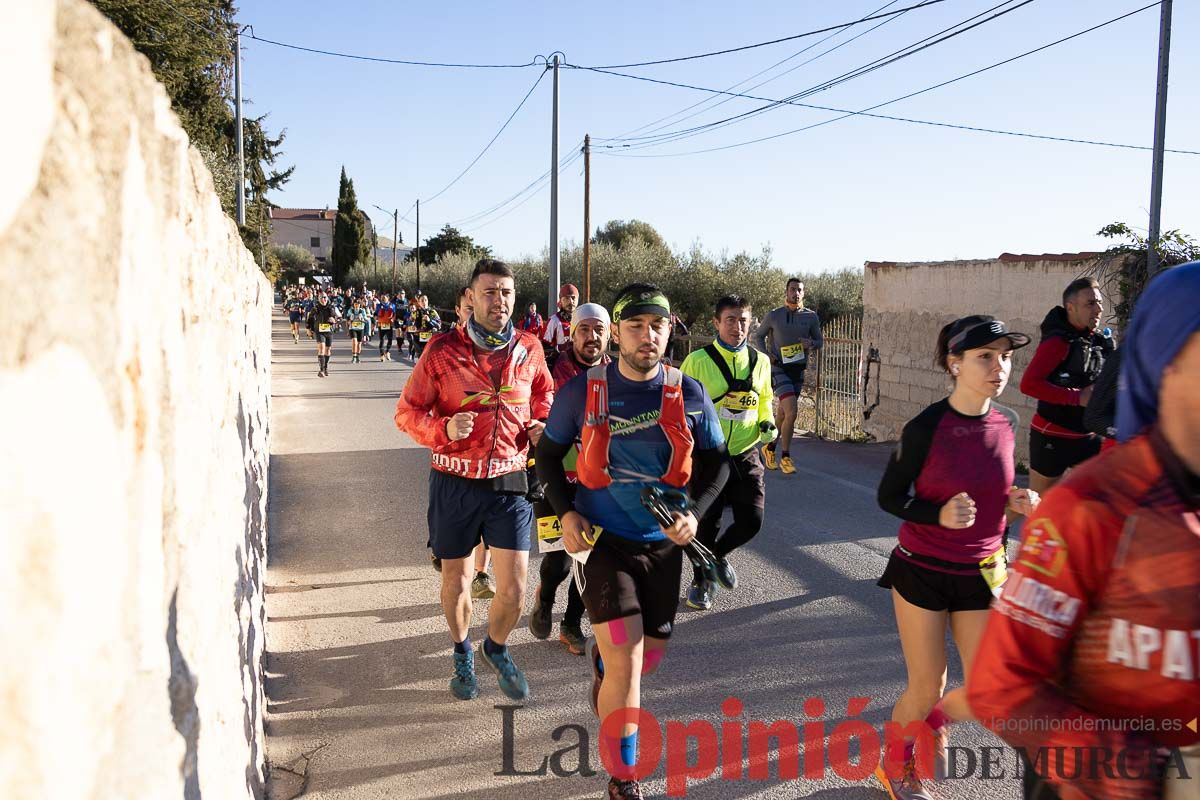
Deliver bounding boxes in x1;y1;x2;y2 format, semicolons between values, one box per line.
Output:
268;207;335;265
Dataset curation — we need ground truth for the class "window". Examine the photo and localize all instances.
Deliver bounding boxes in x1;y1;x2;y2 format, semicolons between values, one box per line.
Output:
310;237;321;247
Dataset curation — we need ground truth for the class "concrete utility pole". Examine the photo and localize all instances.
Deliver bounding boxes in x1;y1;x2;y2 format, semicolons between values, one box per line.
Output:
392;209;398;295
234;29;245;226
583;135;591;302
415;200;421;292
548;55;560;315
1146;0;1173;276
372;226;379;286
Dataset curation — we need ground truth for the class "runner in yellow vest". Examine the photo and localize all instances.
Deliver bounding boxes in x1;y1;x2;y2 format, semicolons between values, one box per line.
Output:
679;294;776;610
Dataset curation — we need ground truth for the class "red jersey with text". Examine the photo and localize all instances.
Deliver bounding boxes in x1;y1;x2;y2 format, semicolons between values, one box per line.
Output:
969;431;1200;800
394;326;553;479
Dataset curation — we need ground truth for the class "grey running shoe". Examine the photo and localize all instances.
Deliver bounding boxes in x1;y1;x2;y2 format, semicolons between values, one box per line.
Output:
558;622;586;655
685;579;715;611
470;572;496;600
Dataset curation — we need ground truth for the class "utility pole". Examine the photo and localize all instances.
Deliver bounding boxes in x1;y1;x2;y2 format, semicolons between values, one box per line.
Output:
372;225;379;287
548;55;560;315
415;200;421;292
583;135;591;302
391;209;398;295
1146;0;1173;276
234;29;245;226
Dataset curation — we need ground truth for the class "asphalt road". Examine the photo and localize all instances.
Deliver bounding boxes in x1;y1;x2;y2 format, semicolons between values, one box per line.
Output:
264;310;1024;800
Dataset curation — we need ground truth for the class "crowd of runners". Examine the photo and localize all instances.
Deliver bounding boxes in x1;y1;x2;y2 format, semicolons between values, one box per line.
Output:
281;258;1198;800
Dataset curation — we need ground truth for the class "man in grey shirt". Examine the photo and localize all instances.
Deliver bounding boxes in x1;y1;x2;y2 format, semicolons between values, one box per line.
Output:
750;277;823;474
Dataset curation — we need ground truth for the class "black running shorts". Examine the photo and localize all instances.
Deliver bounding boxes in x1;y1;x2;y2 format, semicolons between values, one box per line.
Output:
1029;429;1101;478
315;331;333;347
350;329;364;341
582;535;682;640
877;547;995;613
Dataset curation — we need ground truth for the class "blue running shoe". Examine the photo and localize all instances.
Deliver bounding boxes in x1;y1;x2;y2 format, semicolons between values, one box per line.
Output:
686;579;715;611
478;642;529;702
450;650;479;701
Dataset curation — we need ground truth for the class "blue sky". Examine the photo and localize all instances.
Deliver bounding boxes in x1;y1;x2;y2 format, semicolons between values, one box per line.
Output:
236;0;1198;271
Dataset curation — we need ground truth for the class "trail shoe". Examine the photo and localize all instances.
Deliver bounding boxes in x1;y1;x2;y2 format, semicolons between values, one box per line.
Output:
763;447;778;470
874;760;934;800
587;637;604;717
450;650;479;701
607;777;644;799
558;622;586;655
528;589;552;639
470;572;496;600
478;642;529;702
711;557;738;590
780;455;797;475
685;579;715;611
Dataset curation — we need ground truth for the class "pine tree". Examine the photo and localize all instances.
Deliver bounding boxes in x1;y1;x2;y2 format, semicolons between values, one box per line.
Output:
331;168;369;286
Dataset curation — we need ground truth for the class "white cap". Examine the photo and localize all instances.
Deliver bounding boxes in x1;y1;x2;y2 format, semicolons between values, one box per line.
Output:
571;303;610;333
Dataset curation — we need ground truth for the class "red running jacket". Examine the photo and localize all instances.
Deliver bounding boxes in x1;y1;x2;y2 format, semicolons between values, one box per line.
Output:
394;325;553;480
968;429;1200;800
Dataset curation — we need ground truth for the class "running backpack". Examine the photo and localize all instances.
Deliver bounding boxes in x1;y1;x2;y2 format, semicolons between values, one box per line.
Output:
577;365;693;490
702;343;757;402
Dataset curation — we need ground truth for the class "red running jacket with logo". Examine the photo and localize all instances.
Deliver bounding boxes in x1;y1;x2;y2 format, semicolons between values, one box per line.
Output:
968;429;1200;800
394;325;553;479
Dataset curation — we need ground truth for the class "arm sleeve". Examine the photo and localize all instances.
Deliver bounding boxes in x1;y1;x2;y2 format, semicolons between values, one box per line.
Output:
967;492;1152;800
1019;338;1083;406
750;314;770;354
689;443;730;520
530;350;555;420
535;436;575;518
394;352;452;449
1082;350;1120;438
754;357;774;427
876;414;943;525
809;315;824;350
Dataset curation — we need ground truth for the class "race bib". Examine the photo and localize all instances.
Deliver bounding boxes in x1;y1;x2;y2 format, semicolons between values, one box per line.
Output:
350;321;364;330
419;331;432;342
318;323;332;332
407;325;417;333
537;515;564;553
719;391;757;423
979;548;1009;596
781;341;806;364
379;321;392;330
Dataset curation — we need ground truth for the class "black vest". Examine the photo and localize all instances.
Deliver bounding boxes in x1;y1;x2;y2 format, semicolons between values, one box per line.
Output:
1037;327;1115;433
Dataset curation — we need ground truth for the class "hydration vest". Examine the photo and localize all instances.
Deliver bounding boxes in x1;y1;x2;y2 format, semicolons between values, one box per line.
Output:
577;364;693;490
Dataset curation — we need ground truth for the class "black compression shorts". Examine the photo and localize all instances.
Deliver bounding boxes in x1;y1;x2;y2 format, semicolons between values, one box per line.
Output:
877;547;997;613
582;535;682;639
1029;429;1101;478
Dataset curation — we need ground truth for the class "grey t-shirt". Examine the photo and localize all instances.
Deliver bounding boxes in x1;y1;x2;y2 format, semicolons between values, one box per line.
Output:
751;306;823;370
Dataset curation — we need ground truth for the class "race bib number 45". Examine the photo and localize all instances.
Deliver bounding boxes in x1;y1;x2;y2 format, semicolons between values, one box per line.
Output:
536;516;603;554
781;341;806;364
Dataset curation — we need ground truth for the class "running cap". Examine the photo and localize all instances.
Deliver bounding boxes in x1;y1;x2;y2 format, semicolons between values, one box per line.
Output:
946;317;1031;353
571;302;610;333
560;283;580;298
613;288;671;323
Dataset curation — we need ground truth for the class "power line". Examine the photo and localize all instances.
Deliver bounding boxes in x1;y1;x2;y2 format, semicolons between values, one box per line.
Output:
244;32;546;69
607;0;907;144
587;0;1036;149
421;68;549;205
449;143;583;228
579;0;947;69
463;151;585;235
587;4;1200;158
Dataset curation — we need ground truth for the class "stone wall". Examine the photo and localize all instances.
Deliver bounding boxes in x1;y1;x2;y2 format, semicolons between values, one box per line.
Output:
0;1;270;798
862;253;1118;464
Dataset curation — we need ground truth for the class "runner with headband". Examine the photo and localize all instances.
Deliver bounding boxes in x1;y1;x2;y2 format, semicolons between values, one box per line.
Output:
874;315;1038;800
537;283;728;800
